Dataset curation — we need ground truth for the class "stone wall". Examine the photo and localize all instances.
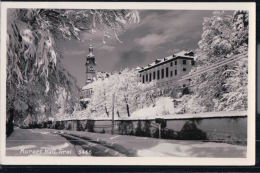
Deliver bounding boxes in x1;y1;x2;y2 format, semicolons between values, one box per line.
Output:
51;116;247;145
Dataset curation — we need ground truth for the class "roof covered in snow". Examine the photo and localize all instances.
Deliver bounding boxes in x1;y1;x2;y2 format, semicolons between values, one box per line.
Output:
81;71;110;91
139;50;194;72
80;97;91;102
82;84;93;90
55;110;247;121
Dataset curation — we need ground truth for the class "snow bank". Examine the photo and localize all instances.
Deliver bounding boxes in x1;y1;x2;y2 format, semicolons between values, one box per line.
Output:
55;96;247;121
131;97;175;119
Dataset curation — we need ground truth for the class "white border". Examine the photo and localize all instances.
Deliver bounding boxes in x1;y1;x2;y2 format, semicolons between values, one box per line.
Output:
0;2;256;165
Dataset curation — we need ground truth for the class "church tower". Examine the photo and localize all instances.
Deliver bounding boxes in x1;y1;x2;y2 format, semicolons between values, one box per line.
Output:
85;44;96;84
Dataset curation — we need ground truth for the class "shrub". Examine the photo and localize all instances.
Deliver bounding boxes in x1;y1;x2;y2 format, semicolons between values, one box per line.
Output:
76;120;85;131
177;120;207;140
118;120;134;135
135;121;152;137
161;129;177;139
86;120;95;132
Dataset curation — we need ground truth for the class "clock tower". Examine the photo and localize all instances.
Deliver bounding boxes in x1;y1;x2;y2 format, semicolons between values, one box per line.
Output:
85;44;96;84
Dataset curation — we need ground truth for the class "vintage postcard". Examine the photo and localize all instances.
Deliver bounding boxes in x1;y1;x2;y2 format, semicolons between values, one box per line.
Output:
0;2;256;165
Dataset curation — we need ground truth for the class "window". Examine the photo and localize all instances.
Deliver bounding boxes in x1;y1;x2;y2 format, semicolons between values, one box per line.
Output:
183;60;186;65
183;68;186;72
192;60;195;66
146;74;148;82
161;69;164;79
153;71;156;80
170;71;173;77
166;67;169;77
170;62;173;67
175;70;177;75
157;70;160;80
142;75;145;83
149;73;152;82
175;61;177;65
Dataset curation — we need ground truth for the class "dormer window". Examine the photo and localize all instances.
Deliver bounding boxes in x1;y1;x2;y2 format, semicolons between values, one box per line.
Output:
155;59;161;64
184;51;194;56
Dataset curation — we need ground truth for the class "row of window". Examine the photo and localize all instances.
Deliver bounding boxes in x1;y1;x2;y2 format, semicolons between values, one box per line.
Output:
169;59;187;66
170;59;195;66
80;89;93;98
141;67;187;83
169;59;195;66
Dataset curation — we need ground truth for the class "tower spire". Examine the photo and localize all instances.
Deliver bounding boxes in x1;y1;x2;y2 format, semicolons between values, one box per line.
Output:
85;39;96;84
87;39;95;58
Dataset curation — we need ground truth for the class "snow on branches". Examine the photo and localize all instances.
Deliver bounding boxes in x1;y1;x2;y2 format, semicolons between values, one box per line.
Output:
81;69;156;119
6;9;140;123
188;10;248;112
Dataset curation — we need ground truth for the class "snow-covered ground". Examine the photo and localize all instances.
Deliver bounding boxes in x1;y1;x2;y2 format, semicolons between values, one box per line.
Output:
6;128;82;156
56;129;247;158
137;141;246;157
6;128;246;157
55;96;247;121
56;111;247;121
131;97;175;119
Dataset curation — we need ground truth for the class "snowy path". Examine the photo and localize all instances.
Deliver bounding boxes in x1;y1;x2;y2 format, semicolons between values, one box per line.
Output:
60;130;247;158
6;128;81;156
6;128;246;157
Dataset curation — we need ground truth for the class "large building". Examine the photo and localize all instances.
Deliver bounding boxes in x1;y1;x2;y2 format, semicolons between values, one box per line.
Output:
138;50;195;89
79;48;195;108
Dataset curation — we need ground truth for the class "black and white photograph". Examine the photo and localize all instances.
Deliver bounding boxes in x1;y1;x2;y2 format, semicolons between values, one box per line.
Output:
0;2;256;165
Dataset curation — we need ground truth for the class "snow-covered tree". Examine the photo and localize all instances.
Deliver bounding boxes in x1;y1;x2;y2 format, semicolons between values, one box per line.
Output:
219;11;248;111
6;9;139;132
189;11;248;112
86;68;156;118
198;11;233;63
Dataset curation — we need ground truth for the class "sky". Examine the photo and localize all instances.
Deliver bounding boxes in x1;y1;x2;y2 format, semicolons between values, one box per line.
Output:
58;10;215;88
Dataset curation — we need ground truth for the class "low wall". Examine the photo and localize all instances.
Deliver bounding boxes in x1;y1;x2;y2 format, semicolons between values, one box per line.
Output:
51;116;247;145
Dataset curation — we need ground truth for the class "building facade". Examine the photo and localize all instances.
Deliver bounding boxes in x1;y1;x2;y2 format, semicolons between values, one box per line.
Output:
138;50;195;89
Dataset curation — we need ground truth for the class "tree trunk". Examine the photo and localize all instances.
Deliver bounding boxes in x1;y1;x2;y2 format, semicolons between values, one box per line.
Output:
6;108;14;137
105;106;109;117
126;103;130;117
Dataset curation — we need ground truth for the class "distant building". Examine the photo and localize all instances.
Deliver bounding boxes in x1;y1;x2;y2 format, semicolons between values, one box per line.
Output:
138;50;195;89
79;44;96;108
80;45;109;109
